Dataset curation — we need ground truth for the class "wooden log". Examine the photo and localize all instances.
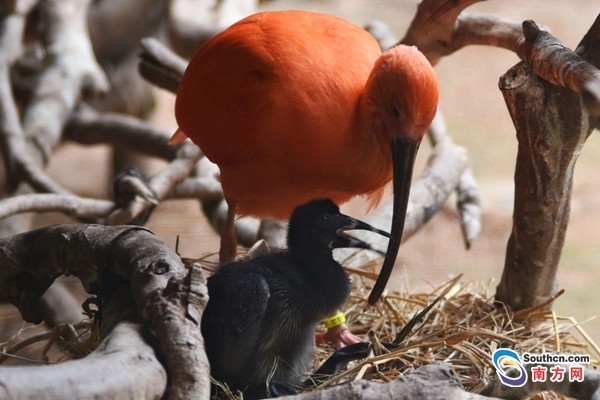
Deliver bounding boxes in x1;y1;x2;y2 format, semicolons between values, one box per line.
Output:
496;63;591;309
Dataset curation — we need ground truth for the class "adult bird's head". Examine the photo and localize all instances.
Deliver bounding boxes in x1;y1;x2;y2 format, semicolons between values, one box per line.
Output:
288;199;391;257
364;45;439;304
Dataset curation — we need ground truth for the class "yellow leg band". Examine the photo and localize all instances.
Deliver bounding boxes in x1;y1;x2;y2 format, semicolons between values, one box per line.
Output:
323;311;346;329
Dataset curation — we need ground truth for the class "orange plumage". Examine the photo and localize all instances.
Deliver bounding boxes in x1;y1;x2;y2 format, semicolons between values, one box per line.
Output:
175;10;437;219
174;10;439;304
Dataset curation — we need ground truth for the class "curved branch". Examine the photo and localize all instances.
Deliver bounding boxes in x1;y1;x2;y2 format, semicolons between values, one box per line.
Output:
167;0;258;59
0;193;113;221
515;20;600;127
139;37;188;93
0;1;69;195
106;141;203;224
22;0;109;165
0;321;167;399
2;0;131;197
402;1;600;124
0;224;210;399
64;106;180;160
281;363;499;400
428;111;481;249
0;133;206;225
401;0;522;65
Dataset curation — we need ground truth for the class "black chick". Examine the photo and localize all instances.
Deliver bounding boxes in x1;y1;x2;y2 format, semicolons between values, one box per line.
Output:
201;199;390;397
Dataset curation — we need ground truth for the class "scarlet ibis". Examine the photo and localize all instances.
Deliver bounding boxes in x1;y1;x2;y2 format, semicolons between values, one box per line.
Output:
173;10;439;305
201;199;390;397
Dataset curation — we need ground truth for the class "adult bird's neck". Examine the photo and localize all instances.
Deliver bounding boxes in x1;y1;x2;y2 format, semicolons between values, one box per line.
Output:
348;93;393;197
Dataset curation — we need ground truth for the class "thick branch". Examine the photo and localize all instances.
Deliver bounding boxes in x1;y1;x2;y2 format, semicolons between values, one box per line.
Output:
0;224;210;399
402;1;600;123
106;141;203;224
428;111;481;249
139;37;188;93
22;0;109;165
0;322;167;399
515;20;600;128
65;106;180;160
88;0;168;62
496;61;592;310
167;0;258;59
401;0;522;65
282;363;499;400
0;193;113;221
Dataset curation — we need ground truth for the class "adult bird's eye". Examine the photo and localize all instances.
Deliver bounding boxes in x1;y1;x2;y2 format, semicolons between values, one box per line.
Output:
392;105;401;118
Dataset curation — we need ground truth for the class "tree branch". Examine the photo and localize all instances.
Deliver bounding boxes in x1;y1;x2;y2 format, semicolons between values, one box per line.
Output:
64;106;180;160
496;60;592;309
0;224;210;399
428;111;481;249
515;20;600;128
166;0;258;59
0;193;113;221
401;0;522;65
280;363;500;400
139;37;188;93
22;0;109;165
0;319;167;399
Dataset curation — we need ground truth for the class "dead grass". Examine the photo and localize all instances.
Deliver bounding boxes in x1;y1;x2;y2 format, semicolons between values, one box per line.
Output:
2;251;598;400
307;256;600;394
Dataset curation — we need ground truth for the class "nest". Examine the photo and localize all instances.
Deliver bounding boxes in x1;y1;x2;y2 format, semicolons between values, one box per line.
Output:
308;253;600;396
1;250;598;399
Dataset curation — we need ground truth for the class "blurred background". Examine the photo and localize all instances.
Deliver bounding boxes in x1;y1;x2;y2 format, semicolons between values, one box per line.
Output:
42;0;599;339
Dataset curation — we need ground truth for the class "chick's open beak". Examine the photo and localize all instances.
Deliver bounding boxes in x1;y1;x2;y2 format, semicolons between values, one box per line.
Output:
330;214;391;255
368;137;420;304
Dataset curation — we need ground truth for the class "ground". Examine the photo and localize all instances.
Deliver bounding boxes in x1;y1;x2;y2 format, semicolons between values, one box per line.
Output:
32;0;600;347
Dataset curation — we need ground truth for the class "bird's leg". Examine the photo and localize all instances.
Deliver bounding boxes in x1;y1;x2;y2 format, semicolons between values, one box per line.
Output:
315;312;362;349
315;323;362;349
219;201;238;264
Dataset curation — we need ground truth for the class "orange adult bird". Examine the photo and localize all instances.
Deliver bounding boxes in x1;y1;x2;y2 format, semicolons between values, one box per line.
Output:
173;10;439;306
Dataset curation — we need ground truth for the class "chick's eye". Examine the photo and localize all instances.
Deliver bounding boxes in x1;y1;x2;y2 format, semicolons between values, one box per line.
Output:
317;214;331;228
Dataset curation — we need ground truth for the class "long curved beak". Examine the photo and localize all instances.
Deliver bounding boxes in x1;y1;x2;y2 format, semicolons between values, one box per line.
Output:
368;137;420;304
331;214;391;254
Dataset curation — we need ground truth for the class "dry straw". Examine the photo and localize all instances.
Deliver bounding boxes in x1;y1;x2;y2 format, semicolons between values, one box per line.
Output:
1;250;598;399
309;253;600;395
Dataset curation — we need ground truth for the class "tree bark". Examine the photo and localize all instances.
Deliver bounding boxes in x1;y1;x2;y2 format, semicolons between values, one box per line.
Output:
0;283;168;400
0;224;210;400
495;21;596;310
